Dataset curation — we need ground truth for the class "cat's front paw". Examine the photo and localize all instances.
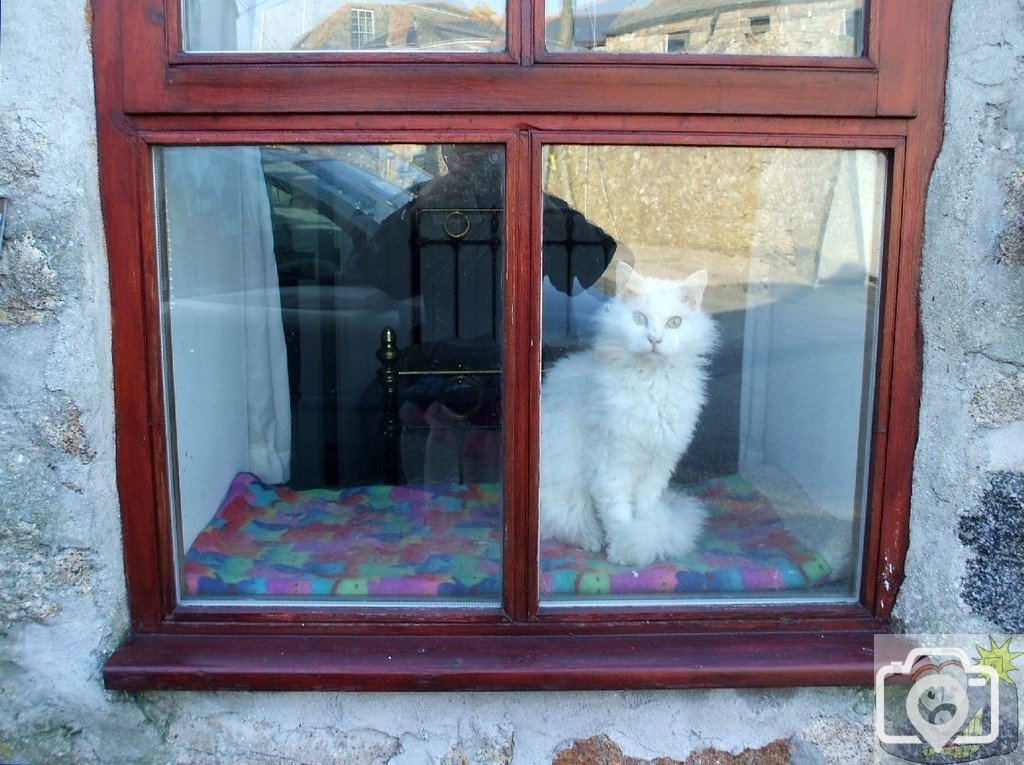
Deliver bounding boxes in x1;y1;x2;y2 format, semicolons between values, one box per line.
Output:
577;519;605;553
605;537;658;568
579;533;603;553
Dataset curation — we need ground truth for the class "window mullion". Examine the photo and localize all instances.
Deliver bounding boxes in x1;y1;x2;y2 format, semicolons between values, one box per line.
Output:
501;129;542;621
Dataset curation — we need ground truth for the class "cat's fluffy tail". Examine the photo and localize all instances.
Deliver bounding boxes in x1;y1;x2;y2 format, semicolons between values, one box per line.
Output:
605;491;708;567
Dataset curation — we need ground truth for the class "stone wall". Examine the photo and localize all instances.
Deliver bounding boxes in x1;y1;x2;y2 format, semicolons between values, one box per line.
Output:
0;0;1021;762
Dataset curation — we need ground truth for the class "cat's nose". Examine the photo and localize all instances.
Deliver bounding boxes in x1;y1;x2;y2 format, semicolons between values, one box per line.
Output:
648;335;662;346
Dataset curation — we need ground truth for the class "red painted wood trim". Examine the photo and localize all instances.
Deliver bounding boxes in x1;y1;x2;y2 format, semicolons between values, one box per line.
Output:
93;0;167;628
160;599;879;635
104;630;877;691
875;0;926;117
115;0;890;118
536;131;903;148
116;0;915;117
860;140;906;612
872;0;952;617
157;600;877;633
524;131;543;619
163;0;180;60
137;143;180;621
135;65;883;116
502;131;534;621
130;114;913;137
864;0;881;66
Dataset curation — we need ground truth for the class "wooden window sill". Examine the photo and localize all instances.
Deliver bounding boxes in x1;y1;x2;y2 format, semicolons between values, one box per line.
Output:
104;629;879;691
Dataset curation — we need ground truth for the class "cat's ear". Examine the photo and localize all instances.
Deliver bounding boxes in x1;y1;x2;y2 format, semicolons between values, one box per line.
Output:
680;270;709;310
615;262;644;298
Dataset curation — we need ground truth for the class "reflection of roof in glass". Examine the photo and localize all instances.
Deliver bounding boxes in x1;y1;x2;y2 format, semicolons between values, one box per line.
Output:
296;1;503;50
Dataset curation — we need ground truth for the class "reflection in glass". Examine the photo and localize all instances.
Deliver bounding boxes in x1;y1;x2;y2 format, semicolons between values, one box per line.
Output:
158;144;505;603
539;146;886;603
184;0;506;52
546;0;865;56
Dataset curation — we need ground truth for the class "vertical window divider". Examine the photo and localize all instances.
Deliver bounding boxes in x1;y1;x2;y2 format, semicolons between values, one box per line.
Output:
501;129;541;622
524;0;539;64
525;129;543;620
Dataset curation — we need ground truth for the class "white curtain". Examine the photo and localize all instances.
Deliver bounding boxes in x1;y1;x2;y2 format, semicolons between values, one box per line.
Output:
164;146;291;544
240;152;292;483
185;0;328;52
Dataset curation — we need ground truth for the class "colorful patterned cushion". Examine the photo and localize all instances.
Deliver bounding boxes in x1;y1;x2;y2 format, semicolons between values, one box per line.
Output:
184;473;832;598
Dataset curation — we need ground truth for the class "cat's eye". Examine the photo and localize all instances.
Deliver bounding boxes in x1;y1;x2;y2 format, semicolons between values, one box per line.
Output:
633;311;648;326
666;316;682;329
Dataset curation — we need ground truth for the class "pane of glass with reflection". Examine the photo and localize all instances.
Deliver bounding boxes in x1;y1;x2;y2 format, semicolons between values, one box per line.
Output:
158;144;505;604
184;0;506;52
538;145;885;603
546;0;865;56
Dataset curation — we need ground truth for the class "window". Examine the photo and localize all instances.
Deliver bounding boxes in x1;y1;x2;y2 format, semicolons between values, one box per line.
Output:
749;15;771;36
547;0;858;56
538;145;885;605
666;31;691;53
95;0;953;689
349;9;375;49
183;0;506;53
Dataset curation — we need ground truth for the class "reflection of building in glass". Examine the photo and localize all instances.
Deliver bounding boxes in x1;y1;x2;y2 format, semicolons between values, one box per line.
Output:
349;8;376;48
666;30;691;51
546;0;864;57
297;1;503;51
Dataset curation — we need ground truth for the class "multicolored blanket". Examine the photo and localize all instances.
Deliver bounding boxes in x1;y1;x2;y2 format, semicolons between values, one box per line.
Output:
184;473;831;598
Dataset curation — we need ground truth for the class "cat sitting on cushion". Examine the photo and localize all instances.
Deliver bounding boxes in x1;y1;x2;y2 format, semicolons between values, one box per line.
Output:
539;263;716;567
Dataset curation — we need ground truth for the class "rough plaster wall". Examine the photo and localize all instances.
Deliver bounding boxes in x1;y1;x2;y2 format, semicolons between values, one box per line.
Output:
894;0;1024;636
0;0;170;760
0;0;1021;763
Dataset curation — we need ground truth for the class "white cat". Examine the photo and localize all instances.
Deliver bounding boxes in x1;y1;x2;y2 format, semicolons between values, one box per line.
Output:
539;263;716;567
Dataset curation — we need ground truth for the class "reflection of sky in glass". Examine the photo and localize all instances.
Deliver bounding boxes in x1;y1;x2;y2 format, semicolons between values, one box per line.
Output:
224;0;505;51
237;0;506;9
542;0;832;16
238;0;507;29
544;0;643;19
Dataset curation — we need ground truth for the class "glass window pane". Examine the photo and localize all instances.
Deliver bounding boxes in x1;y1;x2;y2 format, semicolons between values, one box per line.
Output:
539;145;885;603
158;144;505;604
546;0;865;57
184;0;506;52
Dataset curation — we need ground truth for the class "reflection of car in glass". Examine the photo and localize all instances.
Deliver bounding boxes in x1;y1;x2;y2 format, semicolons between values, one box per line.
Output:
260;146;423;283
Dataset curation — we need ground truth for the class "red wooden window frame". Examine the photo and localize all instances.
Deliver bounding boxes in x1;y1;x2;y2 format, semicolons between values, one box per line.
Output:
93;0;952;691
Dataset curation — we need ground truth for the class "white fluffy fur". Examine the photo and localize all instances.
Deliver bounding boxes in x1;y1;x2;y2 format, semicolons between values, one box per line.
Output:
539;264;716;567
